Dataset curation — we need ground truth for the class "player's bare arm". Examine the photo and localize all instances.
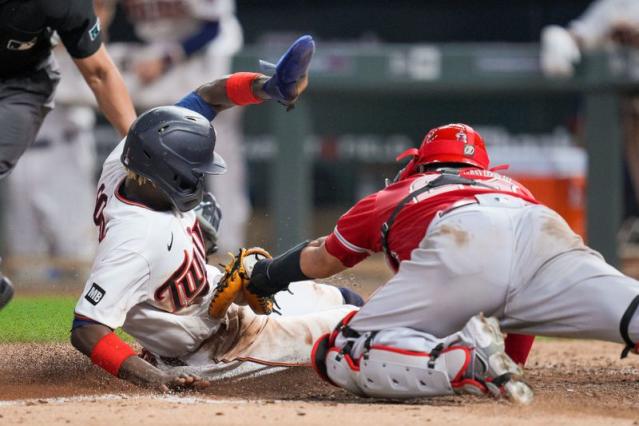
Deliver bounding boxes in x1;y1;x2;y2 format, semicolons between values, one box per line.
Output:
71;322;209;391
299;237;348;278
74;44;137;136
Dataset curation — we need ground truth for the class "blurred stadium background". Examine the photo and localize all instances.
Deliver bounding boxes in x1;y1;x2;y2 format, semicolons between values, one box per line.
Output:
2;0;639;289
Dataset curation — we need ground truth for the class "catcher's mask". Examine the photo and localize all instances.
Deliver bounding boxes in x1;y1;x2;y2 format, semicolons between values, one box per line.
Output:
121;106;227;212
387;123;490;185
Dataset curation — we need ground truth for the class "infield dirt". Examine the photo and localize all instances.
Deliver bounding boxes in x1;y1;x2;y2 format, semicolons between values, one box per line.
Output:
3;258;639;425
1;339;639;425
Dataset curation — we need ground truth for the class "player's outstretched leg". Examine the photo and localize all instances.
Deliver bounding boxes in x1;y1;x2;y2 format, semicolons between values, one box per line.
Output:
312;313;533;404
0;259;14;310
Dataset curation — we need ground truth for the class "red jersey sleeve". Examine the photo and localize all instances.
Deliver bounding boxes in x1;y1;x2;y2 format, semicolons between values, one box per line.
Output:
325;193;379;267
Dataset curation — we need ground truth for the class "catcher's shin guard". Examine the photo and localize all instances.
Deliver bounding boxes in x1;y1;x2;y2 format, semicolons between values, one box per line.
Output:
312;314;533;403
318;338;470;399
261;35;315;107
311;310;464;398
0;273;14;310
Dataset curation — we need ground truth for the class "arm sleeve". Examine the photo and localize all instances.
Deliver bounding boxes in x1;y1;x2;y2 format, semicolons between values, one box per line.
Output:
324;194;378;267
55;0;102;59
175;91;217;121
569;0;624;49
74;248;150;330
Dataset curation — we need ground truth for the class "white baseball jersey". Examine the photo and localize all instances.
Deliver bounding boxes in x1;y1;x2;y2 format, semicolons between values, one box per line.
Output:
75;141;356;365
570;0;639;48
75;140;223;357
122;0;236;43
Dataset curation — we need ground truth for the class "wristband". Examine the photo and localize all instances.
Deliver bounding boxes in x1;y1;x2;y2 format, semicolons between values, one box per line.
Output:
90;332;136;377
226;72;263;106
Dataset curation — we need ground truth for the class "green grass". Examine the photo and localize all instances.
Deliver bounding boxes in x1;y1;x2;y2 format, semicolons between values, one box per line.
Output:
0;296;555;345
0;296;132;343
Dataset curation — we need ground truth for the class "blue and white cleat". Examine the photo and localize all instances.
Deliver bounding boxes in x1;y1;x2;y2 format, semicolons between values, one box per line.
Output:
261;35;315;109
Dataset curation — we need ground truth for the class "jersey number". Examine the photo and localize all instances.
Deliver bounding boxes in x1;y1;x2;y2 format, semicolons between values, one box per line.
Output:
93;184;108;242
154;221;210;311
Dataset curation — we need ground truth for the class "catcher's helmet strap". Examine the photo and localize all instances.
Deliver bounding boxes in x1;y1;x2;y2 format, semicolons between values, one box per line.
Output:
619;294;639;358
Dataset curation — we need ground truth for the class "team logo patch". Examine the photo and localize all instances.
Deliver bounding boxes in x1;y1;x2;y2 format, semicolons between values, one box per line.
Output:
456;130;468;143
464;145;475;156
85;283;105;305
7;37;37;51
88;20;101;41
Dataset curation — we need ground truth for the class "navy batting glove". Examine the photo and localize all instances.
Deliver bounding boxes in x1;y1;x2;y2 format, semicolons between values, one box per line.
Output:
195;192;222;255
261;35;315;109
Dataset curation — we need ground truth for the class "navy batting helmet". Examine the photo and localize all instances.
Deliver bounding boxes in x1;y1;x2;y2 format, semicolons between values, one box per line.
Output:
121;106;227;212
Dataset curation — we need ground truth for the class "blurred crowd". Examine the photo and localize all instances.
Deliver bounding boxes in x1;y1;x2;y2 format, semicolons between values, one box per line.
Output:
3;0;639;284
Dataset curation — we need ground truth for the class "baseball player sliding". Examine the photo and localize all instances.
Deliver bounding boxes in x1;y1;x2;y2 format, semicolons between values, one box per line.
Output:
214;123;639;404
71;36;362;391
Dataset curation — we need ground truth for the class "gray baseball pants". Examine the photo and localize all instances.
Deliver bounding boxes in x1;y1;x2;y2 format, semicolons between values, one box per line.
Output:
349;194;639;348
0;56;60;179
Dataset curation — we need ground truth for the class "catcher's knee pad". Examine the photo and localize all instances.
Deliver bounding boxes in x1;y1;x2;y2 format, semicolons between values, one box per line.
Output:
324;344;471;399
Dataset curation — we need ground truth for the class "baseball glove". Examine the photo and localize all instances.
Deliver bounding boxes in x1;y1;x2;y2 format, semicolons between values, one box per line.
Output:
208;247;275;319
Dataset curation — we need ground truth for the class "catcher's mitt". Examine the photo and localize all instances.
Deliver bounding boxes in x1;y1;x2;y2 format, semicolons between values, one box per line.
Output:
208;247;274;319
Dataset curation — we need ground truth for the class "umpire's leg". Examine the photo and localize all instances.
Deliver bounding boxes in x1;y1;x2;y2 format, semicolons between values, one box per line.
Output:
0;82;56;178
0;64;59;309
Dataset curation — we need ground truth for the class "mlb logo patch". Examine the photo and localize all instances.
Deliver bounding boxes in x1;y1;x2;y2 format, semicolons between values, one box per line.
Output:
88;20;101;41
464;145;475;156
85;283;105;305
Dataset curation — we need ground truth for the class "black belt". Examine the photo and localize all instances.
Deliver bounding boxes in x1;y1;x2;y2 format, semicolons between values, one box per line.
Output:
619;294;639;358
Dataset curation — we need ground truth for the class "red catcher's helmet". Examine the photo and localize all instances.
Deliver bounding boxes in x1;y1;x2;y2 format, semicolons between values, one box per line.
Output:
394;123;490;181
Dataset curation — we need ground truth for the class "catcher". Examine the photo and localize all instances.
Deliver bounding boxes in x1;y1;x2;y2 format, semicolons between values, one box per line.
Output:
71;36;362;391
216;124;639;404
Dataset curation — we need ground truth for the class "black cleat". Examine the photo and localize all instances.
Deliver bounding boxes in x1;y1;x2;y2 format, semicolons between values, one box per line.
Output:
338;287;365;307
